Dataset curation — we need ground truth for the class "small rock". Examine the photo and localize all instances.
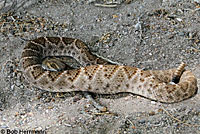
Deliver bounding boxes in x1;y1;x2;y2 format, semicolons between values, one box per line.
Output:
0;125;8;128
138;119;146;124
176;18;182;22
194;0;200;4
178;32;185;36
149;111;156;116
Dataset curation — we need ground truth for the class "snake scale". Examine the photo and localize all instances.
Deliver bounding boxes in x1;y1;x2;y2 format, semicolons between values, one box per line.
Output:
21;37;198;103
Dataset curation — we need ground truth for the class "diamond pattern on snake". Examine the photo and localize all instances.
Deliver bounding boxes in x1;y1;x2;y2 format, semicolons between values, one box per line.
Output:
21;37;198;103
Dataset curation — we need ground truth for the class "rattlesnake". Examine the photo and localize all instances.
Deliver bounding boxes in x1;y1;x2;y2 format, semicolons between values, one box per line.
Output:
21;37;198;103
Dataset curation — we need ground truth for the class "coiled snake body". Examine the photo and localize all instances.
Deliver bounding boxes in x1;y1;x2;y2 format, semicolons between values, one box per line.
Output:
21;37;198;103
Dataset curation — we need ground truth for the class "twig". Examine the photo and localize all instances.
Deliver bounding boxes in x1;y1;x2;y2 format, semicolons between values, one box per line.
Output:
94;3;118;8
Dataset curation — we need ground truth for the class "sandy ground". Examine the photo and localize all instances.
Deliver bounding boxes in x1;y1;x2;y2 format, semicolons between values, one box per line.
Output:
0;0;200;133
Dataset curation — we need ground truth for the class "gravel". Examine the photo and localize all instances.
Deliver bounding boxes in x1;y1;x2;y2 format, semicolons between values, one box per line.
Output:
0;0;199;133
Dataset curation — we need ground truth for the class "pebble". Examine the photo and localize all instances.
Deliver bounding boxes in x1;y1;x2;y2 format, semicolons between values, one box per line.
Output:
0;125;8;128
178;32;185;36
138;119;146;124
149;111;156;116
194;0;200;4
